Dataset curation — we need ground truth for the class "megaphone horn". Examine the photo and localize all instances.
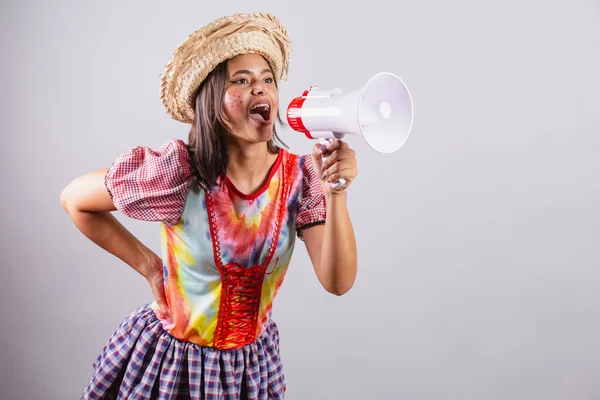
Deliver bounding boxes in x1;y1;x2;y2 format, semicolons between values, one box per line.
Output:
286;72;414;188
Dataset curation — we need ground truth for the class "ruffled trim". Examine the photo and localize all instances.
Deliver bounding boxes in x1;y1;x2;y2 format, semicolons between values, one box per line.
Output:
103;162;116;200
296;220;326;241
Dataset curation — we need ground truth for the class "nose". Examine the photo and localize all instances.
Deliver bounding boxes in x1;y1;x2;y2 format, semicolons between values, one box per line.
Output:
251;81;265;96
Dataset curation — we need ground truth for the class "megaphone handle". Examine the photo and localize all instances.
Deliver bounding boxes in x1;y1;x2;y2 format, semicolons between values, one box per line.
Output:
319;138;346;189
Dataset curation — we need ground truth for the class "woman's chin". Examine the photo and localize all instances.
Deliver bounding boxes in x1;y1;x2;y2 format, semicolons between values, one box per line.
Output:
257;129;274;142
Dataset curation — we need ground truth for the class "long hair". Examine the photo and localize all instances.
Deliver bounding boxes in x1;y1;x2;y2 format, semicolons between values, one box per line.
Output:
186;59;287;192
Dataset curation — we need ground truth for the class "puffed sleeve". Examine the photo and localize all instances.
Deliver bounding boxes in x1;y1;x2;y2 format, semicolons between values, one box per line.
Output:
295;155;327;240
104;139;192;226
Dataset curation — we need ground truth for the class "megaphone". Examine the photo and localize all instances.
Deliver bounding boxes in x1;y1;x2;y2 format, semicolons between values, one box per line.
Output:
286;72;414;187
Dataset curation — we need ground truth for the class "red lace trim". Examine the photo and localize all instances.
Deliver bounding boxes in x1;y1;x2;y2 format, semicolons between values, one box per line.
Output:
206;153;295;349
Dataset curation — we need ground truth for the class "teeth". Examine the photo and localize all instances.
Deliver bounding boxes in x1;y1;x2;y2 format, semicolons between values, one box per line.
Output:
251;103;269;111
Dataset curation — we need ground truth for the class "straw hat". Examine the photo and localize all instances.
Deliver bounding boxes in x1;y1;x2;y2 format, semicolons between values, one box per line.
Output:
159;12;293;124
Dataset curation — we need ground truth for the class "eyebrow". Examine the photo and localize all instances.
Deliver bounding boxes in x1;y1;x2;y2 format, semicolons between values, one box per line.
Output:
231;68;273;77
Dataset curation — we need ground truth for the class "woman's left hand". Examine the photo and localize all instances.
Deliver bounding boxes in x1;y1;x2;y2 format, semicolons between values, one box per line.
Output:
312;139;358;194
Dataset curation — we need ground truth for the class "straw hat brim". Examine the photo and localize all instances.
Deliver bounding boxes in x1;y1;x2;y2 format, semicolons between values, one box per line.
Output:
160;13;292;124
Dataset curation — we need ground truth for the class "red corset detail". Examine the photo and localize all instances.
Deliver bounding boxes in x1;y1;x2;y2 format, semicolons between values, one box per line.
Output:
212;263;267;349
206;154;296;349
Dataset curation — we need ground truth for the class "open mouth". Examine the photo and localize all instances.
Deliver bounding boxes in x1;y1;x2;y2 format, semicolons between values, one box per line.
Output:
249;103;271;123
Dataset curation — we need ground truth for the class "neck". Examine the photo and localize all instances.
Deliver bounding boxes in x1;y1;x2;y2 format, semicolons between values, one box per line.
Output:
225;141;279;194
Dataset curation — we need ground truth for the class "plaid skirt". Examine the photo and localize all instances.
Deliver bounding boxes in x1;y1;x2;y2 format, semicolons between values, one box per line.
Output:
81;304;286;399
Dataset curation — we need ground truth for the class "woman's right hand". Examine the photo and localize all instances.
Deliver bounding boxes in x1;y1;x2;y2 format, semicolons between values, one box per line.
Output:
140;252;170;320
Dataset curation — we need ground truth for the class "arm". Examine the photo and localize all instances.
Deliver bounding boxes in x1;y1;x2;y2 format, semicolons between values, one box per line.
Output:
302;140;358;296
60;169;168;315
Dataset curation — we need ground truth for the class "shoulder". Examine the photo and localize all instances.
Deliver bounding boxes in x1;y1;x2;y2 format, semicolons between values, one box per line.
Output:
278;148;313;174
278;150;319;195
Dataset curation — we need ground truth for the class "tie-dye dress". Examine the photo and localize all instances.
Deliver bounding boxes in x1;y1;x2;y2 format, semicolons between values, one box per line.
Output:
81;139;329;400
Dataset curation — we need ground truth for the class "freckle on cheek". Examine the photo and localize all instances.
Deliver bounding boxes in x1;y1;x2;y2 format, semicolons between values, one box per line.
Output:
225;95;236;109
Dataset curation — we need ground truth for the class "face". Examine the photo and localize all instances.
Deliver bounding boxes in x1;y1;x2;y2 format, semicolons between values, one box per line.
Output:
222;54;279;145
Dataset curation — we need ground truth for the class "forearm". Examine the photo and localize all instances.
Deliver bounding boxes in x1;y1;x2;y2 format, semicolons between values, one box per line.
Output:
319;192;357;295
66;209;159;277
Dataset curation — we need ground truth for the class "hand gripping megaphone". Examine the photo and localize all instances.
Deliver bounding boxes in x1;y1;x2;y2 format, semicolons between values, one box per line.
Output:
286;72;414;187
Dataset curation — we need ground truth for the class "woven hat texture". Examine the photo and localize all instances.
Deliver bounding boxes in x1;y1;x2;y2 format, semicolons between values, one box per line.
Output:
160;12;293;123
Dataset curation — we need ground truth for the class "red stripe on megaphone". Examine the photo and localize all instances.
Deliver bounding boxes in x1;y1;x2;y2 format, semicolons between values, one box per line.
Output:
286;88;314;139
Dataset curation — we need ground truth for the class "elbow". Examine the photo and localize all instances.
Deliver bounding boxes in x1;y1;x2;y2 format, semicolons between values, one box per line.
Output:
319;262;358;296
329;288;351;296
60;186;72;212
327;287;352;296
325;281;355;296
60;184;79;214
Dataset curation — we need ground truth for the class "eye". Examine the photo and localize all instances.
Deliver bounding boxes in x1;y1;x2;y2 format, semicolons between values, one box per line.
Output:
264;77;274;84
233;78;248;84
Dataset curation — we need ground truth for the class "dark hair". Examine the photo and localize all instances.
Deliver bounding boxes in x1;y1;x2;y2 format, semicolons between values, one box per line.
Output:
186;59;287;192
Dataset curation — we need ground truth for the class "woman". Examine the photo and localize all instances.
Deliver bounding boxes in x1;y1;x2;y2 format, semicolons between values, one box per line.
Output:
61;12;358;399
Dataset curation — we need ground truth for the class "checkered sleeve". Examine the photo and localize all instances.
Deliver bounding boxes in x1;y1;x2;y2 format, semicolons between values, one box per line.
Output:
295;155;327;240
104;139;192;226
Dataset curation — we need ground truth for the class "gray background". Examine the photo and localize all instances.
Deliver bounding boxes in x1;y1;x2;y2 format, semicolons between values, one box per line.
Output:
2;0;600;399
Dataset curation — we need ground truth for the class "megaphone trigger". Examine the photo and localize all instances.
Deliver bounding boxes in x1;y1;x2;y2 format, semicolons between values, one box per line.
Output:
318;137;346;189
